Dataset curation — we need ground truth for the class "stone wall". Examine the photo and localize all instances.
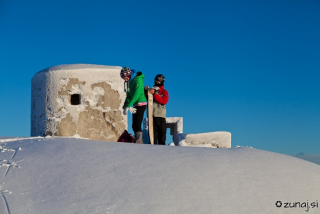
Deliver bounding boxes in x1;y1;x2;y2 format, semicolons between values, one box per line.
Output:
31;64;127;141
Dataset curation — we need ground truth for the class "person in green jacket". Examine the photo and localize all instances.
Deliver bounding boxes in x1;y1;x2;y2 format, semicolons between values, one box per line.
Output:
121;67;147;144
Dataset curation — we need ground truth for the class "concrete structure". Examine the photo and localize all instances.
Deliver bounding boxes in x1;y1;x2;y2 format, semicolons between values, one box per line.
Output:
31;64;127;141
143;117;231;147
178;132;231;148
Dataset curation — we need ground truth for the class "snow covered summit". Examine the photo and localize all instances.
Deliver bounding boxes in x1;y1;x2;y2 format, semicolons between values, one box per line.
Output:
0;137;319;213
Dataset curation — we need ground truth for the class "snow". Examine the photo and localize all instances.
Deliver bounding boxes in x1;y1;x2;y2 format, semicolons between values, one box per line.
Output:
0;137;319;213
178;131;231;148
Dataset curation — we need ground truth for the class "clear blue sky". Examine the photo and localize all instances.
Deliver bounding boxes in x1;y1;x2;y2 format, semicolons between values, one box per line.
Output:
0;0;319;155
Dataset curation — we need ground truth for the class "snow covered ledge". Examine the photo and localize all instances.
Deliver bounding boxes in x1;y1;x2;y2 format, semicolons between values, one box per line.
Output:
178;131;231;148
143;117;231;147
165;117;183;145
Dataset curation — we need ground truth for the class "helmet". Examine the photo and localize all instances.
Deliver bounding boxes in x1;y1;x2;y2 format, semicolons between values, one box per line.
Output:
155;74;165;84
120;67;131;79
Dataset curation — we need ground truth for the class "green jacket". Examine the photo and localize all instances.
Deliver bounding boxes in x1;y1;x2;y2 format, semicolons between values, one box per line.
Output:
124;72;147;107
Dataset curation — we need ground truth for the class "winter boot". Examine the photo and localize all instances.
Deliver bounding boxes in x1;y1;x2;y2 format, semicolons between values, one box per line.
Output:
135;131;143;144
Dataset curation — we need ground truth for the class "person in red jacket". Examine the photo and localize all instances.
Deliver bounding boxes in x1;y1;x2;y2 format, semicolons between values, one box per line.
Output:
145;74;169;145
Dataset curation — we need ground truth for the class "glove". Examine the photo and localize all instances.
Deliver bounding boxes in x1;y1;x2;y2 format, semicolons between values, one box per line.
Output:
123;107;137;115
129;107;137;114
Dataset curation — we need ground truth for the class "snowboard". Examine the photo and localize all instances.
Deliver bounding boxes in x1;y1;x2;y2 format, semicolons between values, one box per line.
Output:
147;91;154;145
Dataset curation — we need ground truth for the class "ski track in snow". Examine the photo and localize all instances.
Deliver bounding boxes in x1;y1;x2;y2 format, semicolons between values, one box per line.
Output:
0;190;11;214
0;144;23;214
0;159;21;177
0;145;22;177
0;147;21;160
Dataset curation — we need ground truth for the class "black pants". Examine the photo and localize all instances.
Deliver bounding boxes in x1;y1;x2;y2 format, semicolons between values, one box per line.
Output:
132;105;146;133
153;117;166;145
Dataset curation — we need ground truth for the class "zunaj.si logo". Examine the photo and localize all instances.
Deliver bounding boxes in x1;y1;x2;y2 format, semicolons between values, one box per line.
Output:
275;201;282;207
275;200;319;212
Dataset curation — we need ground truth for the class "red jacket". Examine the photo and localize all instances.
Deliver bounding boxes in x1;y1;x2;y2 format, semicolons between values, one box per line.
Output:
145;85;169;105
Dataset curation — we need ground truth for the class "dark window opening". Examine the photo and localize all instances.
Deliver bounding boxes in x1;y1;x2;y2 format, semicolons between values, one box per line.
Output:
71;94;81;105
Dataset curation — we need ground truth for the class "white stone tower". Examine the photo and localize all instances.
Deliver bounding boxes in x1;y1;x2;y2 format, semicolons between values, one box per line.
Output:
31;64;127;141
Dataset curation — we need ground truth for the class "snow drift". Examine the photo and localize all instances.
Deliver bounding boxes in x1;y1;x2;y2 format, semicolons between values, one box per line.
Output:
0;137;319;214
